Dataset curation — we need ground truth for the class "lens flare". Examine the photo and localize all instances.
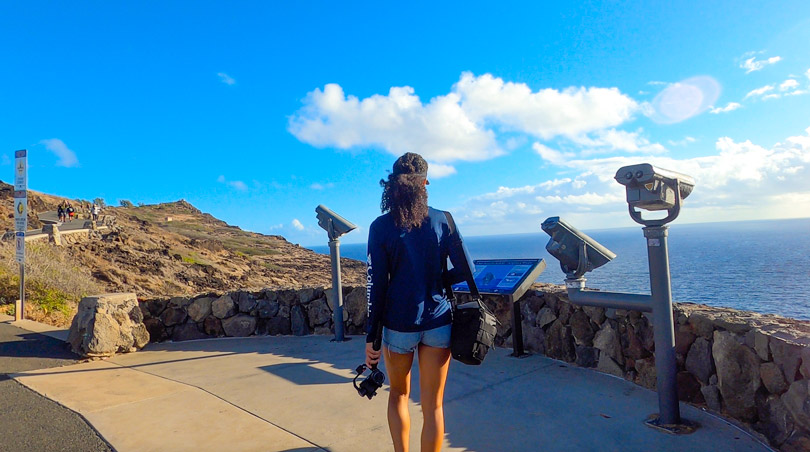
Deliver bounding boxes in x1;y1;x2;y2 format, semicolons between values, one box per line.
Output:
649;76;721;124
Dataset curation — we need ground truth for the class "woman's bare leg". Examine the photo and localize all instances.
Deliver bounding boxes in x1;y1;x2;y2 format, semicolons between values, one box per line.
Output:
417;344;451;452
384;346;415;452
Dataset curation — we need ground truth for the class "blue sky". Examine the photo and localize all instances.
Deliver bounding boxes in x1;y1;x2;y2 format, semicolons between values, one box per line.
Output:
2;2;809;246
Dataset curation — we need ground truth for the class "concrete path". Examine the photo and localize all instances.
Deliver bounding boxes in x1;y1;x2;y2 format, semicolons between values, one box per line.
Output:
0;316;112;452
9;328;774;452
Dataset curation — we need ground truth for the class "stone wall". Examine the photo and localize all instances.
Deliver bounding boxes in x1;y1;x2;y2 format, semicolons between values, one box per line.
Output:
139;283;810;451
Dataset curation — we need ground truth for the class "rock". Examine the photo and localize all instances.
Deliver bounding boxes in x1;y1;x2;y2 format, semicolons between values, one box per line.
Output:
545;319;575;363
570;310;595;346
324;287;349;322
298;288;316;305
536;307;557;329
771;338;803;383
689;312;715;339
575;346;598;368
746;329;770;361
314;326;332;335
521;294;545;320
635;358;657;390
782;436;810;452
260;289;279;302
761;362;789;395
277;289;298;306
212;295;236;319
291;305;309;336
143;318;168;342
623;324;650;361
267;316;291;335
236;292;257;313
222;315;257;337
596;355;624;378
674;324;696;357
159;304;187;327
677;371;703;403
171;323;209;341
557;302;573;324
701;385;722;412
344;287;367;327
685;337;715;385
758;395;795;446
713;331;761;421
256;299;280;318
582;306;605;325
307;298;332;327
203;316;224;336
782;379;810;432
522;323;545;354
187;297;213;323
801;348;810;379
67;293;150;357
593;322;623;365
146;298;168;317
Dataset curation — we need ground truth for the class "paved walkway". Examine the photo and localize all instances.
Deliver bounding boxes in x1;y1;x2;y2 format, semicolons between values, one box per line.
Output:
5;317;774;452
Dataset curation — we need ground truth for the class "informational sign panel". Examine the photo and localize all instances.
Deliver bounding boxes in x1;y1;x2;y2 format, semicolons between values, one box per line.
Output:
15;232;24;263
14;150;27;234
14;192;27;232
452;258;546;302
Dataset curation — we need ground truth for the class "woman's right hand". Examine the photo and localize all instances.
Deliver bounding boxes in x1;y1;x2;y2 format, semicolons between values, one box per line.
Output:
365;342;381;368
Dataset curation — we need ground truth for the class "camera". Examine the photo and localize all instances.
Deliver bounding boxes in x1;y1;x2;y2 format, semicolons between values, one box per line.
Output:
315;204;357;241
541;217;615;278
354;364;385;400
614;164;695;226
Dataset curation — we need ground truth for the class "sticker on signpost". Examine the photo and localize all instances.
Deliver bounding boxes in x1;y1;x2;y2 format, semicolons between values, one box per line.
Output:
15;232;25;263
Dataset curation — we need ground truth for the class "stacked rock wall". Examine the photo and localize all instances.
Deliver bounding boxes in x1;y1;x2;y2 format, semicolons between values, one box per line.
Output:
139;283;810;451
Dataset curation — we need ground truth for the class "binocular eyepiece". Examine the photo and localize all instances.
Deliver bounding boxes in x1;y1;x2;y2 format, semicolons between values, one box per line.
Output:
354;364;386;400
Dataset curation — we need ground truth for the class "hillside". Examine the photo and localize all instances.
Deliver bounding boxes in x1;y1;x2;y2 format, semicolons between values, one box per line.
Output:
1;180;365;313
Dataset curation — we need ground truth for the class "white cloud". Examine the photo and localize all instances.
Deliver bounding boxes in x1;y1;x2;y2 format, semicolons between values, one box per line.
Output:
291;219;305;230
289;72;640;166
806;68;810;80
217;72;236;85
647;81;669;86
780;79;799;91
710;102;742;114
740;55;782;73
428;162;457;179
40;138;79;167
573;129;666;154
534;143;573;166
309;182;334;190
452;127;810;235
785;90;808;97
745;85;775;99
217;175;248;191
668;137;697;146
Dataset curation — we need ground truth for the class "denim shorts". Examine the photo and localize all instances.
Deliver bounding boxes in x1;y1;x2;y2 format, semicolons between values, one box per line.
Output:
383;324;452;354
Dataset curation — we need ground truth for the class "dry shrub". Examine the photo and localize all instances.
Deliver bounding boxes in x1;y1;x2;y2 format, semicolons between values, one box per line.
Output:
0;240;103;326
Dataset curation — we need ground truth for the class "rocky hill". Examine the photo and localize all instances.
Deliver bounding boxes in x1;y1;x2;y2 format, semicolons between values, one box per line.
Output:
0;180;365;300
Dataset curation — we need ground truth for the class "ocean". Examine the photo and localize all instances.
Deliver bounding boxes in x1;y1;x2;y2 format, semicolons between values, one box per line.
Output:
309;218;810;321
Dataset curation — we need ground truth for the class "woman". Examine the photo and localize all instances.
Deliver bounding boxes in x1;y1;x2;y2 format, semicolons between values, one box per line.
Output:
365;152;471;452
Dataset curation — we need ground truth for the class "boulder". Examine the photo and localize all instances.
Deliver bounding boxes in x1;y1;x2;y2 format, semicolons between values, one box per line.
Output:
536;307;557;329
324;287;349;322
575;346;598;368
685;337;715;385
212;295;236;319
782;379;810;432
236;292;257;313
545;319;575;363
143;317;168;343
277;289;299;307
758;395;796;446
146;298;168;317
522;323;545;354
256;299;280;318
688;312;715;339
701;384;722;412
172;323;209;342
761;362;789;395
344;287;367;327
802;348;810;379
677;371;703;403
203;316;224;337
596;355;624;378
307;297;332;327
267;316;291;335
593;322;623;365
635;358;657;390
291;305;309;336
771;338;803;384
222;315;257;337
570;310;595;346
674;324;696;357
623;324;650;361
67;293;150;357
298;288;316;305
713;331;761;421
582;306;606;325
746;329;770;361
187;297;213;323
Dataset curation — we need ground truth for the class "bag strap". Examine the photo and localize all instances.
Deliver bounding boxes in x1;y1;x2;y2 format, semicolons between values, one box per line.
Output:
443;211;481;300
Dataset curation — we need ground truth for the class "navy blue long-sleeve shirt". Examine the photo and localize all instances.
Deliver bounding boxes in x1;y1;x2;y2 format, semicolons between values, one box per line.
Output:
365;207;473;343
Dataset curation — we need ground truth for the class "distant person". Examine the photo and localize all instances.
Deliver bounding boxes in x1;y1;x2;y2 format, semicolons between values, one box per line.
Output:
92;203;100;221
57;204;65;223
365;152;472;452
67;204;75;221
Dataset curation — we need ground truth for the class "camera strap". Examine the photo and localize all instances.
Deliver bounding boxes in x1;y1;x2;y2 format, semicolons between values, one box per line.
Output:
442;211;480;306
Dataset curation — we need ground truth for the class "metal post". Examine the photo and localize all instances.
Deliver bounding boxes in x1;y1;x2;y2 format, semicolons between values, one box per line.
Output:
644;225;680;425
329;238;346;342
510;300;528;357
17;264;24;321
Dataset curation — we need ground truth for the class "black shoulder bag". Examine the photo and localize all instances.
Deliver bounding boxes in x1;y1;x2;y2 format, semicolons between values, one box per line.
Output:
442;211;497;365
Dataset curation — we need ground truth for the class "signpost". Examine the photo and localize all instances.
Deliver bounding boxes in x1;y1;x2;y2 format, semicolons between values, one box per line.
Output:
14;150;27;321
